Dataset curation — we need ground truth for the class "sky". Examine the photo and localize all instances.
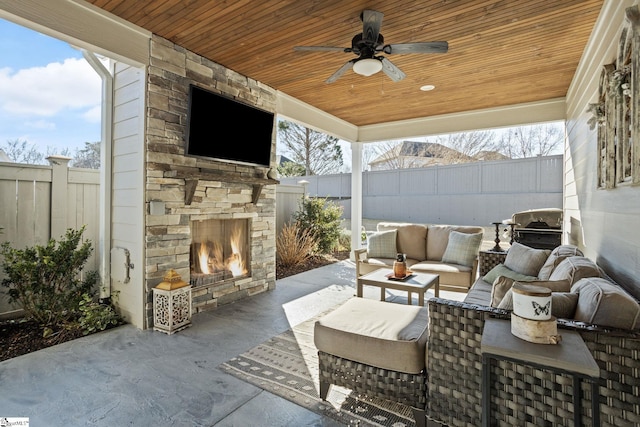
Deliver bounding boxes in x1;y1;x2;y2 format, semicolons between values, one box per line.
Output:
0;18;102;155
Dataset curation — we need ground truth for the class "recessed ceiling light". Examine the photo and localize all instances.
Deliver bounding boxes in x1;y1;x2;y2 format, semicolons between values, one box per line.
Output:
420;84;436;91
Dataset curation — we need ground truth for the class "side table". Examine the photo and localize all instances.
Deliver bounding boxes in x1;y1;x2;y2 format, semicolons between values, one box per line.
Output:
478;250;508;277
481;318;600;427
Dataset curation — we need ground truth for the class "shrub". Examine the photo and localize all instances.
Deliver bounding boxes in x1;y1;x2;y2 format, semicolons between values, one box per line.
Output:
77;293;122;335
293;197;343;254
0;227;98;327
276;221;318;267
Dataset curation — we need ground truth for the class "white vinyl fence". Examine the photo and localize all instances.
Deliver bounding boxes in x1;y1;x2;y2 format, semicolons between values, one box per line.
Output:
0;157;100;317
278;155;563;227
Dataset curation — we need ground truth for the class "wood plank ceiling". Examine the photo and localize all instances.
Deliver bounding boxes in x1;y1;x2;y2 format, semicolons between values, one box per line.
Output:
85;0;604;128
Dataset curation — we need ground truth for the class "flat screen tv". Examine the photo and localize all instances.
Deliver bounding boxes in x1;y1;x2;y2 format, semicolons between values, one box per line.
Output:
185;84;274;167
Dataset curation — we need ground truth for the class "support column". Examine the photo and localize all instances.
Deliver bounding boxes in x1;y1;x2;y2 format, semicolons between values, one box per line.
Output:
350;142;363;261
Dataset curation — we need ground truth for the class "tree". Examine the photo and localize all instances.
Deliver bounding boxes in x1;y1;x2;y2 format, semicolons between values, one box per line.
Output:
277;161;306;177
277;120;343;175
431;130;500;161
498;123;564;158
2;139;72;165
72;142;100;169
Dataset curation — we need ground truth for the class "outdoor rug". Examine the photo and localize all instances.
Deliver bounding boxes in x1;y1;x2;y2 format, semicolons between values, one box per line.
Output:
219;308;418;427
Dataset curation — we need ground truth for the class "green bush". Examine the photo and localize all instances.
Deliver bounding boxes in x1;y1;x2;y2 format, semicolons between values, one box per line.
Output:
293;197;343;254
0;227;98;327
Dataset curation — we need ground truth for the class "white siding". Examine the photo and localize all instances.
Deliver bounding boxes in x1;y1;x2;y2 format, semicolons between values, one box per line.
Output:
564;0;640;298
110;62;146;328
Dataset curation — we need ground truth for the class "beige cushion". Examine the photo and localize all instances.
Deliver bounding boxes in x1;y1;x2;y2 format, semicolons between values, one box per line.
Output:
571;277;640;330
548;256;602;285
483;263;537;285
497;279;572;310
376;222;427;261
490;276;516;307
441;231;483;267
504;242;550;276
314;298;429;373
367;229;397;259
537;245;584;280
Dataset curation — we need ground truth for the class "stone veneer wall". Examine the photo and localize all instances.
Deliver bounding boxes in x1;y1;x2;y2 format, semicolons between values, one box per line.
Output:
144;35;277;327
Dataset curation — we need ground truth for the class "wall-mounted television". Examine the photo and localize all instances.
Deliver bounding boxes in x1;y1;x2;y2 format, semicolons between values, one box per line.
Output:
185;84;274;167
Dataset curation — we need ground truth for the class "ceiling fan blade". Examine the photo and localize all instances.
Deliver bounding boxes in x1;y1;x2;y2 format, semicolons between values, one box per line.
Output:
294;46;350;52
326;59;356;83
380;57;406;82
362;9;383;44
382;41;449;54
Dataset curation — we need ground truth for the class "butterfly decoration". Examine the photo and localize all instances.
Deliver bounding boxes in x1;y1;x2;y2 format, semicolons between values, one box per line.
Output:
532;301;550;316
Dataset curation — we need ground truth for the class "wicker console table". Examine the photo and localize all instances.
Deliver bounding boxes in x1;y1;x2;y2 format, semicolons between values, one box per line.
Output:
481;318;600;427
478;250;508;276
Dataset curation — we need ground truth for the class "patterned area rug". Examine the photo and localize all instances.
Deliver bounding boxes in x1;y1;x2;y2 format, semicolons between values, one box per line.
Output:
219;309;418;427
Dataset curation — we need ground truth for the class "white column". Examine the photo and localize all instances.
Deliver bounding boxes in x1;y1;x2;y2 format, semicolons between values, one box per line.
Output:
350;142;363;261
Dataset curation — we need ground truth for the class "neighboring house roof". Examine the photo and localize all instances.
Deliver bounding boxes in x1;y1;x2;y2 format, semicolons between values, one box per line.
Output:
369;141;472;170
0;149;11;162
474;150;511;161
276;154;295;166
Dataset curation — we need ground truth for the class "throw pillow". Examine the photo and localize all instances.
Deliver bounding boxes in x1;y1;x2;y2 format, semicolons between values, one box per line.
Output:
551;292;579;319
504;242;551;277
441;231;483;267
537;245;584;280
367;229;397;259
571;277;640;330
483;263;537;285
490;276;516;307
548;256;602;285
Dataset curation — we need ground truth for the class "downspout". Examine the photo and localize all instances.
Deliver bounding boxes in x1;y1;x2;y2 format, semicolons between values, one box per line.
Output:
82;49;113;302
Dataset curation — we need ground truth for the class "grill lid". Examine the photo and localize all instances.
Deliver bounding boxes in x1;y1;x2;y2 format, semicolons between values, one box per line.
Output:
511;208;562;230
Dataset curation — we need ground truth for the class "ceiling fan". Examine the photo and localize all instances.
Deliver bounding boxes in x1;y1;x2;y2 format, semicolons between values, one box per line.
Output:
294;9;448;83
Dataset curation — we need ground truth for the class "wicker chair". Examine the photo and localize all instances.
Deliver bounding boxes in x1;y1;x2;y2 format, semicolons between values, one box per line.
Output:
427;297;640;427
318;351;427;426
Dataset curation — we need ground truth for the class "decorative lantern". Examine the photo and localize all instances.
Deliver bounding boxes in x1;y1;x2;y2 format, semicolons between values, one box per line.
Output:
153;269;192;334
510;283;561;344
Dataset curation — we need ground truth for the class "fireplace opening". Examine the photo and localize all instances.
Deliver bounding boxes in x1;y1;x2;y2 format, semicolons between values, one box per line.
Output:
190;218;250;286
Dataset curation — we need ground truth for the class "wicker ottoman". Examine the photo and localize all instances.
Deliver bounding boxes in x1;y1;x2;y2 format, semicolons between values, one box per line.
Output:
314;297;429;427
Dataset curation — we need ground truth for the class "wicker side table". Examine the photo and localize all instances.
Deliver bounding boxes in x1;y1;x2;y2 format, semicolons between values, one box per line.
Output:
478;250;508;277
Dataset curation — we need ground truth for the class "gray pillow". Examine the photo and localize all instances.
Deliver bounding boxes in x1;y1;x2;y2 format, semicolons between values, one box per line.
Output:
497;279;572;310
441;231;483;267
571;277;640;330
551;292;579;319
537;245;584;280
504;242;551;277
548;256;602;285
367;229;397;259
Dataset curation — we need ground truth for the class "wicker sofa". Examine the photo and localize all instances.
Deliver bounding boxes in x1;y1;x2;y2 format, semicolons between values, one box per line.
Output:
354;222;484;292
427;243;640;427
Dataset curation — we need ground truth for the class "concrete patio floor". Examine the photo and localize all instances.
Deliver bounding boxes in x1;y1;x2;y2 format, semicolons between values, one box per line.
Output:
0;259;465;426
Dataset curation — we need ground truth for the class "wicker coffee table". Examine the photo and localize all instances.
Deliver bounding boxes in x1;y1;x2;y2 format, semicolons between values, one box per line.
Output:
357;268;439;306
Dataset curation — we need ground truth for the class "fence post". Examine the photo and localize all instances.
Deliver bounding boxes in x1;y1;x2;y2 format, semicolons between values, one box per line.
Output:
47;156;72;239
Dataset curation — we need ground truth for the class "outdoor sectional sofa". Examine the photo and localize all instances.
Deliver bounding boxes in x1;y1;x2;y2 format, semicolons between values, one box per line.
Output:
354;222;484;292
317;241;640;427
428;242;640;427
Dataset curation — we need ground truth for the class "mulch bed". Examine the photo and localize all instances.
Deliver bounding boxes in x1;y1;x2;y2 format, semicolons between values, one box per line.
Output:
0;251;350;362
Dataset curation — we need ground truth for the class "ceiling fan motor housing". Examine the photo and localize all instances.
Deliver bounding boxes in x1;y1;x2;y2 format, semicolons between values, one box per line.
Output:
351;33;384;57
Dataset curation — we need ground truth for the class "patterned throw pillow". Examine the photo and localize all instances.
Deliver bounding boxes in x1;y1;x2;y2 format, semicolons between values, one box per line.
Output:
367;229;397;259
441;231;483;267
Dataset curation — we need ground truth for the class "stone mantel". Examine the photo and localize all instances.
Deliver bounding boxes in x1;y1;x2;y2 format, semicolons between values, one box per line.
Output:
167;167;279;205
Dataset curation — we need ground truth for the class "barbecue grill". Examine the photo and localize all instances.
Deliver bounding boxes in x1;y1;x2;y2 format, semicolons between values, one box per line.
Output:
510;208;562;250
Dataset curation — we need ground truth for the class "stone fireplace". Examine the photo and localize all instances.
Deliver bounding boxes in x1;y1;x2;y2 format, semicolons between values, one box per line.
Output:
190;218;250;286
143;35;278;328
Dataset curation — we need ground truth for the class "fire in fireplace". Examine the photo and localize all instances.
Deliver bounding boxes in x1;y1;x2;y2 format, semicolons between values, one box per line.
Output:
190;219;249;286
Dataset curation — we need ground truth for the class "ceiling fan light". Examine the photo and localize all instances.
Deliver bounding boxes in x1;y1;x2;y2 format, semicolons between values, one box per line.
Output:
353;58;383;76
